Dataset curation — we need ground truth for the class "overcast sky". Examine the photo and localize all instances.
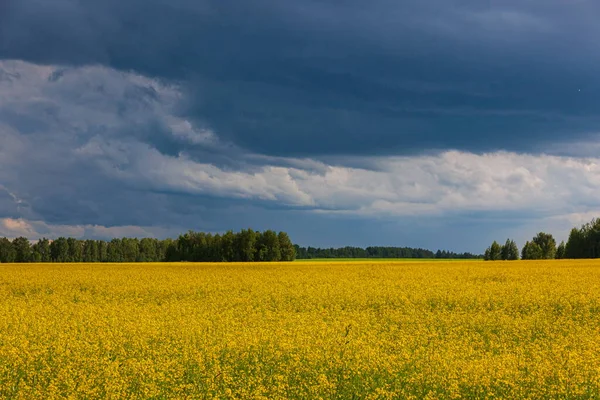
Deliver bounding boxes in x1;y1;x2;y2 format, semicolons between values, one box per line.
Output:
1;0;600;252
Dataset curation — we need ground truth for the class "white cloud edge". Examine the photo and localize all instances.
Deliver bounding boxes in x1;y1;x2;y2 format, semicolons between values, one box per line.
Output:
2;59;600;236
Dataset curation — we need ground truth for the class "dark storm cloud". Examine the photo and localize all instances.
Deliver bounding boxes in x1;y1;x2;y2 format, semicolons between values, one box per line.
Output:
2;0;600;156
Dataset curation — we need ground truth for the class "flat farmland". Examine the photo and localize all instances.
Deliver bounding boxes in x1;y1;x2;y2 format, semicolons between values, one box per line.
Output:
1;260;600;399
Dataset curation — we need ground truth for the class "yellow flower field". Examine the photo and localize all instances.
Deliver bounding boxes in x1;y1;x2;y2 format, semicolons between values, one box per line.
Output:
1;260;600;399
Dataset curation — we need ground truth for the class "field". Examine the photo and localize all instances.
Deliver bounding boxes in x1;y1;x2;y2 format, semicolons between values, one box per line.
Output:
1;260;600;399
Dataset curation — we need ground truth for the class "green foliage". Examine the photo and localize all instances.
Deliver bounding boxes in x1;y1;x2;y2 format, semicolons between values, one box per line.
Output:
556;241;566;259
565;219;600;259
484;241;502;261
522;241;543;260
278;232;296;261
531;232;556;259
12;237;32;263
0;237;16;263
31;238;51;262
296;246;480;259
500;239;519;260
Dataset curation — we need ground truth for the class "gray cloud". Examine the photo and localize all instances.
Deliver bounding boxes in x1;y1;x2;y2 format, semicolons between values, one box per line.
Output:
3;61;600;236
2;0;600;156
3;3;600;252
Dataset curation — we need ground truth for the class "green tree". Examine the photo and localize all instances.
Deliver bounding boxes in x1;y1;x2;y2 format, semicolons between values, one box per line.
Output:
262;230;281;261
106;239;123;262
484;247;491;261
50;237;69;262
162;238;179;262
0;237;16;263
97;240;108;262
12;237;32;263
67;238;83;262
220;231;235;261
556;241;566;259
565;228;585;259
484;241;502;261
139;238;158;262
32;238;51;262
237;229;257;262
500;239;510;260
121;238;140;262
522;241;543;260
532;232;556;259
82;240;97;262
278;232;296;261
501;239;519;260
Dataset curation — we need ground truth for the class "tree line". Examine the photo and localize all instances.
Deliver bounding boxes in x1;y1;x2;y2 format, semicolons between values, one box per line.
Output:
0;229;296;263
294;246;481;259
483;217;600;260
485;233;562;261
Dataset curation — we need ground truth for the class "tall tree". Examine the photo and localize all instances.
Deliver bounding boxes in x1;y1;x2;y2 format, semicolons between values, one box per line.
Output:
278;232;296;261
484;241;502;261
139;238;158;262
50;237;69;262
32;238;51;262
12;237;32;263
67;238;83;262
522;241;543;260
0;237;16;263
237;229;257;262
556;241;566;259
532;232;557;259
220;231;235;262
565;228;585;259
502;239;519;260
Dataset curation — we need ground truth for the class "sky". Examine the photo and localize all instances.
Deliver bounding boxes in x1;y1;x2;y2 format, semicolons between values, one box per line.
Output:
1;0;600;252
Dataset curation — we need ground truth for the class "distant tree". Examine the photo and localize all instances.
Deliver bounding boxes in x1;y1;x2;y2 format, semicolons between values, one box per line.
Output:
162;238;179;262
50;237;69;262
484;241;502;261
500;240;510;260
106;239;123;262
263;230;281;261
220;231;235;261
121;238;140;262
12;237;32;263
501;239;519;260
82;240;97;262
139;238;158;262
484;247;491;261
532;232;556;259
278;232;296;261
522;241;543;260
208;234;222;262
556;241;566;259
237;229;258;262
67;238;83;262
0;237;16;263
32;238;51;262
521;241;528;260
97;240;108;262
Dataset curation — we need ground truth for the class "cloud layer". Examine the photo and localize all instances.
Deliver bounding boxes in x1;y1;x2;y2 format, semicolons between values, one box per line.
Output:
2;1;600;251
1;60;600;251
2;0;600;156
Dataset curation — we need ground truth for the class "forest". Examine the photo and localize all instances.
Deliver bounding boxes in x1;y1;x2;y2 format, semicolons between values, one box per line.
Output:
294;246;480;259
484;217;600;260
0;229;296;263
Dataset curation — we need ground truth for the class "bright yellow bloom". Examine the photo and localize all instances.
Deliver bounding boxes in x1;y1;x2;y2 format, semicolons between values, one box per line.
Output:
0;260;599;398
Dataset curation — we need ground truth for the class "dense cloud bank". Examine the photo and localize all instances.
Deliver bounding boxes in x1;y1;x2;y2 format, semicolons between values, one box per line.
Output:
2;0;600;250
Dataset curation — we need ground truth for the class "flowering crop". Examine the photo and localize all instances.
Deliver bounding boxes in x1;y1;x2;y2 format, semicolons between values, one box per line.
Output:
1;260;600;398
